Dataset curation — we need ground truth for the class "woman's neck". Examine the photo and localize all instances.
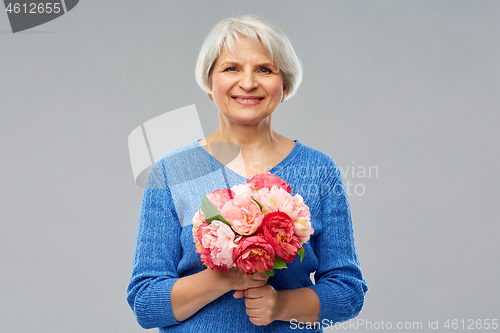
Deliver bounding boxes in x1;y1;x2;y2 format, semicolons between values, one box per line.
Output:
205;113;282;152
200;116;295;178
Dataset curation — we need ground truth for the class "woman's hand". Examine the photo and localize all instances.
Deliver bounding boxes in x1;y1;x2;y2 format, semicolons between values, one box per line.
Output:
233;284;283;326
216;267;270;292
171;267;268;322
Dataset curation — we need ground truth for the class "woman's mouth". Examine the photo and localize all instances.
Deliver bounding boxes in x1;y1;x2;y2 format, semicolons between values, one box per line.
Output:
232;97;264;101
232;97;264;106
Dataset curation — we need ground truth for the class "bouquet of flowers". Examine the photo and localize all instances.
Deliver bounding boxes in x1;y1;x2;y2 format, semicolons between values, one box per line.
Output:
192;173;314;276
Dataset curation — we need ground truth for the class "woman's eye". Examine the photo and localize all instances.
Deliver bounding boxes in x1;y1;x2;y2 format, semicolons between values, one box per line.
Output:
225;67;237;72
259;68;272;74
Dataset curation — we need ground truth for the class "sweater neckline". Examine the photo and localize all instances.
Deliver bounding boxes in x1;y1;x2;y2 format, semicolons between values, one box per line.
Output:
194;139;302;182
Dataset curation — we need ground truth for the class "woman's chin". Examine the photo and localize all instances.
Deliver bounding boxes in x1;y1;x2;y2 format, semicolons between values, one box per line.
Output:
221;110;274;126
228;116;271;126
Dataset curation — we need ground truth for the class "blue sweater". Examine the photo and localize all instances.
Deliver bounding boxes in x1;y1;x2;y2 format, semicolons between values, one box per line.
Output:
127;139;368;332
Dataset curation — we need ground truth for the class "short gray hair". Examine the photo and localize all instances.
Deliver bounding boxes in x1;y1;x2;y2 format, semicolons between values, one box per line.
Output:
195;15;303;100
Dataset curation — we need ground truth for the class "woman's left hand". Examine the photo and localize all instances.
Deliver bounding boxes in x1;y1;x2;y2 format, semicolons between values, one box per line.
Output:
233;284;283;326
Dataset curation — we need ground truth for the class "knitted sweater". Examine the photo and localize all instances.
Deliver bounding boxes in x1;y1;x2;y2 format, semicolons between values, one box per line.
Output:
127;139;368;332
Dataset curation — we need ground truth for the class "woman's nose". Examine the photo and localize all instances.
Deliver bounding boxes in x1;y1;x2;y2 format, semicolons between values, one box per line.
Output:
238;72;258;91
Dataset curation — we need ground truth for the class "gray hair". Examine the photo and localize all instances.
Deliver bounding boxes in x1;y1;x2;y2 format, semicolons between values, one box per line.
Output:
195;15;303;100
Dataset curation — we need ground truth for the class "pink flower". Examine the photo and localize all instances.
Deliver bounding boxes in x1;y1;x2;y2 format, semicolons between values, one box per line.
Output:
233;235;275;275
197;220;239;272
220;196;264;236
278;194;314;243
252;186;292;215
278;194;310;221
261;212;302;263
246;172;291;194
206;188;234;211
192;208;207;249
293;218;314;243
192;209;206;235
230;183;253;197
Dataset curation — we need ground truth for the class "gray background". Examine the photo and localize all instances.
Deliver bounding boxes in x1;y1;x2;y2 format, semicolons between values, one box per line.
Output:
1;1;499;332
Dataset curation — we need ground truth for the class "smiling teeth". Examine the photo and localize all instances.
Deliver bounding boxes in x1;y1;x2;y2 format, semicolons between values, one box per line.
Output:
234;98;261;101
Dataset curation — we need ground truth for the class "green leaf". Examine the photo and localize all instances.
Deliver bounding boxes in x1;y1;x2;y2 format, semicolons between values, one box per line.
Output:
201;194;219;222
201;194;231;227
263;269;275;276
208;214;232;227
250;196;264;211
297;248;305;262
273;255;288;270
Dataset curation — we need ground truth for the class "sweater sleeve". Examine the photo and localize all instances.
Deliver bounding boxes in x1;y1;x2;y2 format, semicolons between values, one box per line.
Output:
126;159;182;329
308;162;368;324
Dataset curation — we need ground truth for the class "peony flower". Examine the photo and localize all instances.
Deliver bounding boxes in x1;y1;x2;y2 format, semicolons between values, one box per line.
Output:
261;211;302;263
220;195;264;236
192;173;314;275
192;209;208;252
206;188;235;211
193;218;207;239
293;218;314;244
246;172;292;194
230;183;253;197
252;186;292;215
278;194;311;221
192;209;206;235
198;220;239;272
233;235;275;275
277;194;314;243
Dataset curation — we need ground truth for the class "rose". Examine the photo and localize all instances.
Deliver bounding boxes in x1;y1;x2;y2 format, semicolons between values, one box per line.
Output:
206;188;235;211
220;195;264;236
261;212;302;263
246;172;291;194
197;220;239;272
233;235;275;275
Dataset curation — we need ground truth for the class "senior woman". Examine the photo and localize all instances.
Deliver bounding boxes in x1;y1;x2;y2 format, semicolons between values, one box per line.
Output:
127;15;368;332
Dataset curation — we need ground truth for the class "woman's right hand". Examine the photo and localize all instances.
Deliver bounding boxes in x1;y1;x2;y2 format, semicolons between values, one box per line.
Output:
219;268;270;299
171;267;269;322
209;267;269;293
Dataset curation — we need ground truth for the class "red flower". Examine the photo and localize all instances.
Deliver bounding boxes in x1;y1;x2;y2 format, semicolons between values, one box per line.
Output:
261;212;302;263
232;236;275;275
246;172;291;194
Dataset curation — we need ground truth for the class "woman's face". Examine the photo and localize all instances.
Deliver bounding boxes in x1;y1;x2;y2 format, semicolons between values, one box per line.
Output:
210;36;285;126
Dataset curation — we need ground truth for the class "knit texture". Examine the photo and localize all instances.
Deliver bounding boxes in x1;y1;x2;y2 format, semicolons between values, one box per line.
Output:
127;139;368;332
